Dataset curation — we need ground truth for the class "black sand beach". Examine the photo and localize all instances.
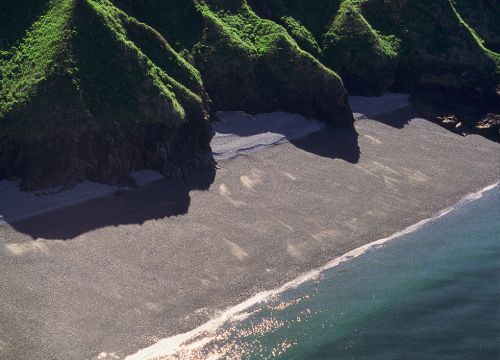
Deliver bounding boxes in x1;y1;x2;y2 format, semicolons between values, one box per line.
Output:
0;107;499;359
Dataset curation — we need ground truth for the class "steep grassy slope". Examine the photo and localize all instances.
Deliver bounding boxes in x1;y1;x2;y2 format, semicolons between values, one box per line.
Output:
196;0;353;125
250;0;499;101
247;0;400;95
0;0;212;189
361;0;499;101
452;0;500;53
1;0;497;189
113;0;354;127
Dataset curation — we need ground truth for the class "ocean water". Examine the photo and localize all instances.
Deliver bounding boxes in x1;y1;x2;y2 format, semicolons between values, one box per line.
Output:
130;185;499;360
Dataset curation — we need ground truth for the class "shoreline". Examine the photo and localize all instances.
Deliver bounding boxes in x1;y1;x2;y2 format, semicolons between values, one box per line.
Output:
125;182;499;360
0;105;499;360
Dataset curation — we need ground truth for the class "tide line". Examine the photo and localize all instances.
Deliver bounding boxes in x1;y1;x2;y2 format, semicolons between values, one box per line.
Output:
125;181;499;360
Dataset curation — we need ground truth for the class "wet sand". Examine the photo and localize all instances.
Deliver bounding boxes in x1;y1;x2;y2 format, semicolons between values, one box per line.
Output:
0;106;499;359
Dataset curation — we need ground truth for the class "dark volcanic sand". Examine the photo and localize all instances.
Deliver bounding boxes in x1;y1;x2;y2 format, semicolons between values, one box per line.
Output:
0;107;499;359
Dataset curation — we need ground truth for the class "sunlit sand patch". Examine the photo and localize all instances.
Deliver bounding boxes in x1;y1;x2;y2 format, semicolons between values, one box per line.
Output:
281;172;297;181
372;161;400;176
218;183;230;196
198;273;220;287
239;169;263;190
5;241;48;256
363;134;382;144
383;175;400;190
401;167;431;183
198;278;212;287
223;238;249;261
218;184;246;208
97;352;120;359
286;244;302;259
312;229;340;242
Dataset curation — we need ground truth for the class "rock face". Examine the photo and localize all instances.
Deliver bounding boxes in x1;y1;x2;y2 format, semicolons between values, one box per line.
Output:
1;0;498;190
475;113;500;139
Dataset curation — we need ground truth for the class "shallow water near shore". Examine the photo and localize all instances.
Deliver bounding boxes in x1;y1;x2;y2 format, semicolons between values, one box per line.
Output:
138;185;499;359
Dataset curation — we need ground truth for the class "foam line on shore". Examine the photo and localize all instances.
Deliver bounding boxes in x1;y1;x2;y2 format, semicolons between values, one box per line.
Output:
125;181;499;360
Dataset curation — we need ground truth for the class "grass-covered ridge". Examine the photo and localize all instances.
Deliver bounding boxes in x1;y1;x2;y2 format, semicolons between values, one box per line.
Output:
248;0;499;100
0;0;213;189
0;0;210;134
0;0;498;189
113;0;354;126
0;0;75;121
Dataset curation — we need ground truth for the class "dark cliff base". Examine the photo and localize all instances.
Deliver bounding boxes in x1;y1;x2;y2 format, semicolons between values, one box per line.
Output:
411;91;500;142
0;123;214;191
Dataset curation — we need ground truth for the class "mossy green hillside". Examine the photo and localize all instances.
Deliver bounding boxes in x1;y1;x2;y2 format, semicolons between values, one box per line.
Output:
0;0;212;188
322;0;400;95
249;0;498;99
0;0;210;132
112;0;354;126
196;0;352;125
245;0;399;95
452;0;500;53
357;0;499;100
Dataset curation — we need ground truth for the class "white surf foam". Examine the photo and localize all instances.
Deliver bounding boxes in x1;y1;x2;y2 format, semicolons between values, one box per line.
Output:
125;181;498;360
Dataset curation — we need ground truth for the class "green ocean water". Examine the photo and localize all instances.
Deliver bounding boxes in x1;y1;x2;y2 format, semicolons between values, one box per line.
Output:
172;185;500;359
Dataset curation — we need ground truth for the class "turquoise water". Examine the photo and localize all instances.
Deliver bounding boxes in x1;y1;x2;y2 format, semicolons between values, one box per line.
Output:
165;186;500;359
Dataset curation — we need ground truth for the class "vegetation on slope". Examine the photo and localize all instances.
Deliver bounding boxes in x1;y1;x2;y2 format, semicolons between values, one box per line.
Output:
0;0;498;189
0;0;212;189
249;0;499;101
113;0;354;126
361;0;499;101
247;0;400;95
452;0;500;53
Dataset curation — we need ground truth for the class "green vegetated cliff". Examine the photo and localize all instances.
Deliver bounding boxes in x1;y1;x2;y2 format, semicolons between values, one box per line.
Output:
0;0;498;189
0;0;213;189
112;0;353;125
249;0;499;99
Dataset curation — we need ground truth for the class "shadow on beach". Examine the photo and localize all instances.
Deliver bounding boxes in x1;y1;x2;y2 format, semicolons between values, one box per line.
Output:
9;167;215;240
290;126;360;164
9;122;360;240
368;107;415;129
213;111;361;164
